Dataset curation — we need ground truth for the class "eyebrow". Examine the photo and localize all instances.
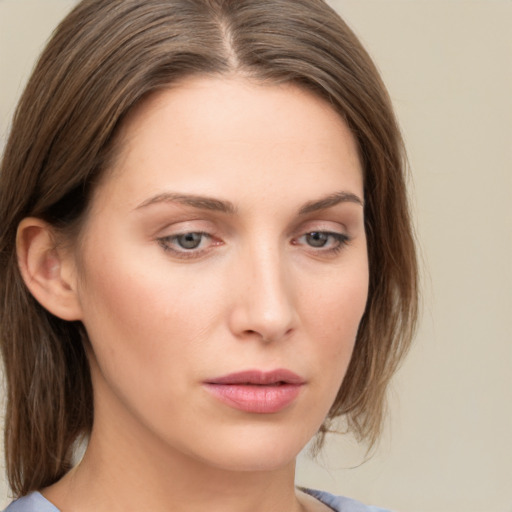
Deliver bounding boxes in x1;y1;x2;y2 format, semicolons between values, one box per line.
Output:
134;190;363;215
134;192;237;214
298;191;364;215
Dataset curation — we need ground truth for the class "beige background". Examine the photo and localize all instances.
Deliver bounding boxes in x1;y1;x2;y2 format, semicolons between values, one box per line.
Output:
1;0;511;511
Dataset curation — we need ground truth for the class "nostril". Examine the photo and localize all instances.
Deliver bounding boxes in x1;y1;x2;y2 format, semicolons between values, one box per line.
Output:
241;326;294;344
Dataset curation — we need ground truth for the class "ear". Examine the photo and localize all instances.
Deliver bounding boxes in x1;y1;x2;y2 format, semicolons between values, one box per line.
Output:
16;218;83;321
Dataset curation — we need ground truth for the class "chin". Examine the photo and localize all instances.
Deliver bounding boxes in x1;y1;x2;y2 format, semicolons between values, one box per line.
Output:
181;422;316;474
204;446;299;473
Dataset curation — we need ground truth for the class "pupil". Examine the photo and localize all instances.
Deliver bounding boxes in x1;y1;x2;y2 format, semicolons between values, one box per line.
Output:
178;233;202;249
306;232;328;247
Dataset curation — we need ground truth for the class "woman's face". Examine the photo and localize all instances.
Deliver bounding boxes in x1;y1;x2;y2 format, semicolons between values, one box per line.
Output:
73;77;368;472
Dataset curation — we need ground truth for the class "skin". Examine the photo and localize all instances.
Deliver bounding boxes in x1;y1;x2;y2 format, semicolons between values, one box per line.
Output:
35;77;368;512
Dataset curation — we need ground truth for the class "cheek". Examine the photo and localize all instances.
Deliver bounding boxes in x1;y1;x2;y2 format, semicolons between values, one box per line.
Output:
75;240;223;393
300;257;369;384
302;262;368;338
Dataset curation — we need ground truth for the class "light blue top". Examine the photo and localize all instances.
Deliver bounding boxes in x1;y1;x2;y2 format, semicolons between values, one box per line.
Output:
4;489;391;512
4;493;58;512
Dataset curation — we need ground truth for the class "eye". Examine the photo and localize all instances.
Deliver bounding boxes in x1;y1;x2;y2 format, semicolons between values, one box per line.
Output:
294;231;350;253
157;231;216;258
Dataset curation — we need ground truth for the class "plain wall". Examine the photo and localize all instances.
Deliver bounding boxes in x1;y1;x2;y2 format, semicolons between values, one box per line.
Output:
1;1;511;511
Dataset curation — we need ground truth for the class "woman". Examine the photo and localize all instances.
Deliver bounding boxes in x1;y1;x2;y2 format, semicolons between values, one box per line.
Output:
0;1;418;511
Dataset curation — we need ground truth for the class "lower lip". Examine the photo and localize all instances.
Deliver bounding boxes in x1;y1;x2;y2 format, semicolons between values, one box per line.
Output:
203;383;303;413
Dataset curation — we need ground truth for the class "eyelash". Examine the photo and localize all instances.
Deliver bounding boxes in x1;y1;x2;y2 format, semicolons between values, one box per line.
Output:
293;231;350;255
156;230;350;260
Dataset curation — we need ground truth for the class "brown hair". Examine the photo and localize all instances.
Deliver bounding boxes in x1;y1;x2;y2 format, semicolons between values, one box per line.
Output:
0;0;418;497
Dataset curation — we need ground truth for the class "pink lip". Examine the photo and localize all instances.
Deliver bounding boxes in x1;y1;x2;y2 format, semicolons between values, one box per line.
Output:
204;369;305;414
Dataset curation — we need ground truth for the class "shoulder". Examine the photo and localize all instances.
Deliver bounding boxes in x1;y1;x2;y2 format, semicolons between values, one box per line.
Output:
3;492;60;512
303;488;393;512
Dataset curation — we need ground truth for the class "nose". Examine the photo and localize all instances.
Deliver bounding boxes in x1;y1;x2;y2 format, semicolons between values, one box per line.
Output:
228;244;297;343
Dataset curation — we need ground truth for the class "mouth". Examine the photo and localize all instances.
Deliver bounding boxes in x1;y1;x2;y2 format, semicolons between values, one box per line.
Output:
203;369;305;414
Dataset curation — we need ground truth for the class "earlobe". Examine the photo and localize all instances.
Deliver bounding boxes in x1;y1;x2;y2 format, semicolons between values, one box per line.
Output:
16;218;83;321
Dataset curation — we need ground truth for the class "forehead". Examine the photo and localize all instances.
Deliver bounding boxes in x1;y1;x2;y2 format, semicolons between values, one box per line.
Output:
96;76;363;211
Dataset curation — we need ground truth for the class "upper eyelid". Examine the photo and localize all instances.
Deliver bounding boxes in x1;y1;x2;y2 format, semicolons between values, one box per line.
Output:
148;209;354;230
152;210;353;237
288;219;349;237
153;219;218;237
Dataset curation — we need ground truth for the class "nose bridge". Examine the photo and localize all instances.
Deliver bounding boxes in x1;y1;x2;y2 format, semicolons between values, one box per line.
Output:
230;236;296;342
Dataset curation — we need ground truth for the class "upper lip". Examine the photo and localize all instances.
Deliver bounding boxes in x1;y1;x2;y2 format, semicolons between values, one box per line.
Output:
205;369;305;385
